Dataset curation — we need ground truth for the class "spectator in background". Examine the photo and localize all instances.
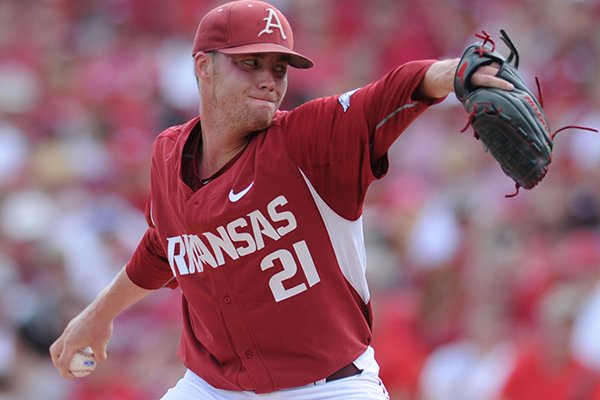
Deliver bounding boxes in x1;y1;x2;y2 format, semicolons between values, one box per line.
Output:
418;302;515;400
500;281;600;400
566;231;600;376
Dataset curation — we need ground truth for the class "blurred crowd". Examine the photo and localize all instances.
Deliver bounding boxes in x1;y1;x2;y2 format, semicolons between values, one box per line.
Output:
1;0;600;399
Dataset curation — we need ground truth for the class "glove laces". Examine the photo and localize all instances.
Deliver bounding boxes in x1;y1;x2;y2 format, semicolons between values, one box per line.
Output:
504;123;599;198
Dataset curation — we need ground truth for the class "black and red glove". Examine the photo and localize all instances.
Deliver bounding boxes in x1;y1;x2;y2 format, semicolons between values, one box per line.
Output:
454;30;557;196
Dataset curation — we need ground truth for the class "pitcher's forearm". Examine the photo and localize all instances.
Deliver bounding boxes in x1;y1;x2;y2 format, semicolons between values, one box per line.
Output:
415;59;459;99
89;266;154;323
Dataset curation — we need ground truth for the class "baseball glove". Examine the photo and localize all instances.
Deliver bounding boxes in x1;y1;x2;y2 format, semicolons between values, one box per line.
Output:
454;30;596;197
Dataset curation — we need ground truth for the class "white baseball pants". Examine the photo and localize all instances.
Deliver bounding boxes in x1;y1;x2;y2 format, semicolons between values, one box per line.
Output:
160;347;389;400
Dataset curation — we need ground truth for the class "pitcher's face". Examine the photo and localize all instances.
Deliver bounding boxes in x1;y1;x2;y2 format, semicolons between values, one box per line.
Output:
209;52;289;133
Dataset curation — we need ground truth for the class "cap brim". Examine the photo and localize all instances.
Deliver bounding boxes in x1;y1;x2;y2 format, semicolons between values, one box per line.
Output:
216;43;313;69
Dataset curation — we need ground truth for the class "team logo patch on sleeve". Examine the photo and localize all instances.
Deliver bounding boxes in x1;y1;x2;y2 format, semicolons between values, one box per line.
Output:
338;88;359;112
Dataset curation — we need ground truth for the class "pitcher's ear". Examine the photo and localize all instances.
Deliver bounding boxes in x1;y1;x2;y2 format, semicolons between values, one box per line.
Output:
193;51;212;79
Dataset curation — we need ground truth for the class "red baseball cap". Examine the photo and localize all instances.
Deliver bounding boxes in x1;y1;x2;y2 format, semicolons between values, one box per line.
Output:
192;0;313;69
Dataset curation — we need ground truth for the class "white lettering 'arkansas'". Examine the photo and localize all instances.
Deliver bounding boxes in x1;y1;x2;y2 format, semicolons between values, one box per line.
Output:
166;195;297;277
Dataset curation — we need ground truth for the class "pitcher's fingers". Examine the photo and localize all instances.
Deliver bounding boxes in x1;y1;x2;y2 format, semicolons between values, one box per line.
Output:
90;343;107;363
471;68;514;90
49;341;60;369
57;347;78;378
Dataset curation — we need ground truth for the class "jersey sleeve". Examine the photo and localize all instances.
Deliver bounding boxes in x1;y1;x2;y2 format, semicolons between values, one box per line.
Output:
283;60;443;220
125;198;178;290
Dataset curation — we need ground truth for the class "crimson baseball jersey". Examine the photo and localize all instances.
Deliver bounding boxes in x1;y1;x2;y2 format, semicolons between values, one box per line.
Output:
126;60;440;393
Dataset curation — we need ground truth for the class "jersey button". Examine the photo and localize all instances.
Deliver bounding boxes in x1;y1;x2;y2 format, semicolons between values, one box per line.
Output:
245;351;253;359
223;296;232;304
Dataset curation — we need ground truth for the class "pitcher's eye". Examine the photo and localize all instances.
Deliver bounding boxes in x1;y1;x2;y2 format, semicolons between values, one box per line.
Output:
241;58;259;68
274;64;287;77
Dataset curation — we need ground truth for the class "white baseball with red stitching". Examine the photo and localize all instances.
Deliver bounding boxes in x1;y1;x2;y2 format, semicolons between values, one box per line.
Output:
69;347;96;377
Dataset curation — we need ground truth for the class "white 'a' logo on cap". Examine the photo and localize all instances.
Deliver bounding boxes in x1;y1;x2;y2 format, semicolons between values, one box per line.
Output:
258;8;287;40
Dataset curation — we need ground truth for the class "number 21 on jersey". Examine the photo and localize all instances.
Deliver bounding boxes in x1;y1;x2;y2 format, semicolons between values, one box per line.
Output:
260;240;320;302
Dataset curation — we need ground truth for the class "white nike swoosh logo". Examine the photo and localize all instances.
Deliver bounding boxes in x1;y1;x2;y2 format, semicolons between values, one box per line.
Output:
228;181;254;203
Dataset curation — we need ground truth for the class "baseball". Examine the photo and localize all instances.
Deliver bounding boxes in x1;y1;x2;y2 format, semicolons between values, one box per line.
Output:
69;347;97;377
